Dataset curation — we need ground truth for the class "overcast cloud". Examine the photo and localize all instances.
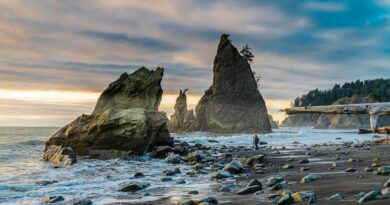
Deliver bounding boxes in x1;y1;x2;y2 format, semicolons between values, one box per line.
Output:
0;0;389;126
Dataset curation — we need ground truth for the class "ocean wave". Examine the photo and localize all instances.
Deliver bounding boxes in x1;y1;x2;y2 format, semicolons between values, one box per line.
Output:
17;140;45;146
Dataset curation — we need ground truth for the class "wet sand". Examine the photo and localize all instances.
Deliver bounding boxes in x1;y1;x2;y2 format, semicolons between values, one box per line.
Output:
113;140;390;205
223;143;390;205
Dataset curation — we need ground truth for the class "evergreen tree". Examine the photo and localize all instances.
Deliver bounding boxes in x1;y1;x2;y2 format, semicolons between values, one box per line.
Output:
294;78;390;106
240;44;254;64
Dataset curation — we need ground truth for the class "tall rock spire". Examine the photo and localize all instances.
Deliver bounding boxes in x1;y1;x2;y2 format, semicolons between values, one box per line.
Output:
195;34;272;133
168;89;198;133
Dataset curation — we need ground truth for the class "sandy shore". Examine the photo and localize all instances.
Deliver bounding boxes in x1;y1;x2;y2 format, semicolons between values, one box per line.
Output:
111;138;390;205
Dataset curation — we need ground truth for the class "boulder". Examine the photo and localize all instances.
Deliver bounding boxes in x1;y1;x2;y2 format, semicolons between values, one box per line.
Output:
177;200;196;205
133;172;144;178
151;146;175;158
329;193;344;201
237;185;262;195
377;166;390;174
43;145;76;165
358;190;382;203
247;179;262;187
384;179;390;187
211;170;231;179
282;164;294;169
276;194;294;205
195;34;271;133
300;174;321;183
185;150;204;162
299;159;309;164
381;188;390;195
119;182;150;192
244;154;265;166
198;196;218;204
44;67;173;160
36;180;58;186
294;191;317;203
168;89;198;133
73;199;93;205
45;196;64;203
223;160;244;174
266;175;285;187
165;154;182;164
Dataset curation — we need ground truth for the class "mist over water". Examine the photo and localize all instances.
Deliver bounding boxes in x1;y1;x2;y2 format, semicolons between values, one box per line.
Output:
0;127;379;204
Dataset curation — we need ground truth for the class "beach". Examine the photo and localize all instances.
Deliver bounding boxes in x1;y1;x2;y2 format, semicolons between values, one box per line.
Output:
1;127;390;204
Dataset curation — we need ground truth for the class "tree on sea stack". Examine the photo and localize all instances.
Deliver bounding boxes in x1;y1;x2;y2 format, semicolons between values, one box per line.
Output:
195;34;272;133
240;44;254;64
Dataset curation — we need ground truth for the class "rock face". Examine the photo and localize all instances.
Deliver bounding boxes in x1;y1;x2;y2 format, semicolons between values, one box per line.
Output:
281;95;390;128
281;113;390;128
43;145;77;165
168;89;198;133
92;67;163;114
195;34;271;133
44;67;173;160
269;115;279;129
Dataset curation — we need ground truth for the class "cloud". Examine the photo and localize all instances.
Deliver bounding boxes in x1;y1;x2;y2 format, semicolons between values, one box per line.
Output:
0;0;389;125
78;30;179;51
304;2;346;12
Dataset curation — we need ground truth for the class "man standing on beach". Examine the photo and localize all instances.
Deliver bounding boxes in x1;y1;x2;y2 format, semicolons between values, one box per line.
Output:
253;135;259;150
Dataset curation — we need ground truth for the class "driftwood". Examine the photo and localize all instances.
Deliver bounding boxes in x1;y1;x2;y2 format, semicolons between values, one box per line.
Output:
281;102;390;132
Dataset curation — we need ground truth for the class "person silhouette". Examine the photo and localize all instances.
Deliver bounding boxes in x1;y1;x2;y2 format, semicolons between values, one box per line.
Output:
253;135;260;150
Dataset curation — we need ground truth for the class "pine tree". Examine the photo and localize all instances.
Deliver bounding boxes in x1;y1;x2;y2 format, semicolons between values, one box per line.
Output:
240;44;254;64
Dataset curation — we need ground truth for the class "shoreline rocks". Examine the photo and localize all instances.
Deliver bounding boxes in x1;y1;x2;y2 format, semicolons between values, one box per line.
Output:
44;67;173;161
43;145;76;165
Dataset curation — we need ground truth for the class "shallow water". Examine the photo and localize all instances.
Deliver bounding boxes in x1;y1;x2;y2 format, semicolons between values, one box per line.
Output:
0;127;382;204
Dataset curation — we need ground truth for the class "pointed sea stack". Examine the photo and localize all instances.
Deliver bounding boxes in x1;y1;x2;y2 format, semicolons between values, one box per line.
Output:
44;67;173;162
168;89;198;133
195;34;272;133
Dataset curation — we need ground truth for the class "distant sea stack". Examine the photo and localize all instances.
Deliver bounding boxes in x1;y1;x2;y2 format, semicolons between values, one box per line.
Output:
44;67;173;163
195;34;272;133
168;89;198;133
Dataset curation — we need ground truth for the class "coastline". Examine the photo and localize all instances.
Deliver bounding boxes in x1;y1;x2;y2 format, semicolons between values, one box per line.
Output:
106;134;390;205
2;128;390;204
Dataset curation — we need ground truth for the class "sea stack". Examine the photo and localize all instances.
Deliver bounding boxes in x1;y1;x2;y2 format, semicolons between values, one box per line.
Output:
168;89;198;133
44;67;173;162
195;34;272;133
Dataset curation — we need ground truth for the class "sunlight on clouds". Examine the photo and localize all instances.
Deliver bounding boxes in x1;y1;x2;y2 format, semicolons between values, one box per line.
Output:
0;89;100;102
265;99;291;122
0;89;287;126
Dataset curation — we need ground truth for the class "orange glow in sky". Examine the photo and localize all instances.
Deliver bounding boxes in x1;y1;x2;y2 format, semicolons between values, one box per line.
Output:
0;89;288;126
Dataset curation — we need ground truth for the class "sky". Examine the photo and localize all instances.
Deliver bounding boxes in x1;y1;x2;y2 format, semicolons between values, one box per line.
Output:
1;0;390;126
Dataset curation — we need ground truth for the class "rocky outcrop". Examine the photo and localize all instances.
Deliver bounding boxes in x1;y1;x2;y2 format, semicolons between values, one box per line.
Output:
92;67;163;114
281;96;390;128
269;115;279;129
44;67;173;160
43;145;77;165
195;34;271;133
281;113;390;129
168;89;198;133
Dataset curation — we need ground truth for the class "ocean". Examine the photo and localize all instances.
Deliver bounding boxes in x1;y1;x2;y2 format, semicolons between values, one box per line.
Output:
0;127;379;204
